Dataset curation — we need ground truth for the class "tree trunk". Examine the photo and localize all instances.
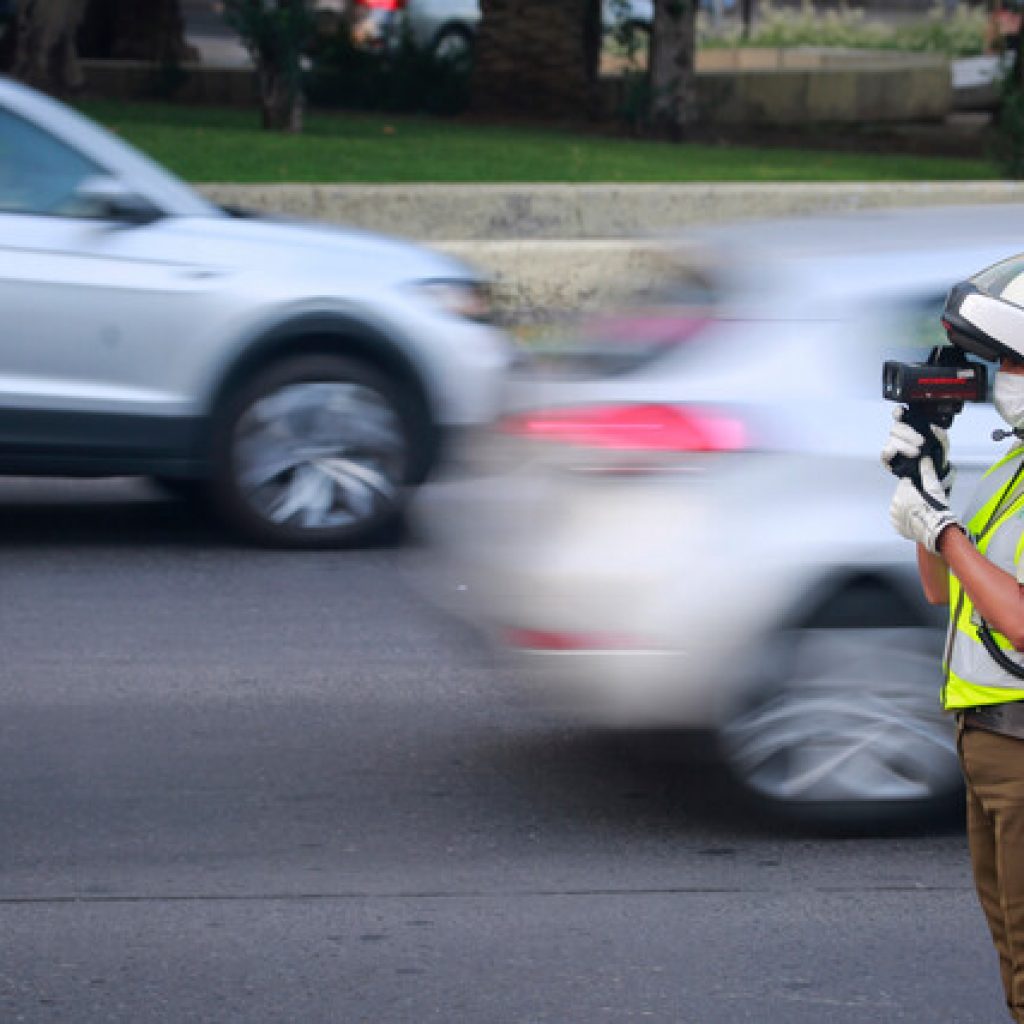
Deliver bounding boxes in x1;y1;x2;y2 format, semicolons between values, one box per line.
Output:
740;0;755;40
78;0;196;63
472;0;594;119
11;0;88;96
225;0;309;133
649;0;698;138
259;63;305;131
1015;7;1024;89
0;12;16;72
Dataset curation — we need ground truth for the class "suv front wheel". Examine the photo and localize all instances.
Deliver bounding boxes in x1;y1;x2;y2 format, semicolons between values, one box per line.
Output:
210;354;423;548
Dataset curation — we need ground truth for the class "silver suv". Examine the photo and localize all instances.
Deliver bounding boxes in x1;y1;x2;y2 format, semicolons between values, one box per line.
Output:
0;77;511;547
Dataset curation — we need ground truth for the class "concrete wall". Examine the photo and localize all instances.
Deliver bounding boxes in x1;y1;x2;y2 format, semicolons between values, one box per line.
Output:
82;60;259;106
697;47;946;70
694;63;951;125
653;49;951;125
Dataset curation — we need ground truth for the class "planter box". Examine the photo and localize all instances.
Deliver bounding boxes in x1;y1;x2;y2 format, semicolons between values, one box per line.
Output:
82;49;952;126
605;48;952;124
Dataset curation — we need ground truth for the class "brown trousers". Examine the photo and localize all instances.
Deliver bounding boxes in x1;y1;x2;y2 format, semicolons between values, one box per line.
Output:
960;722;1024;1024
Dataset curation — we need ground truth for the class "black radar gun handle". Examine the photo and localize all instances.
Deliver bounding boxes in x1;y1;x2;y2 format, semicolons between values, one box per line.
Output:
887;407;945;492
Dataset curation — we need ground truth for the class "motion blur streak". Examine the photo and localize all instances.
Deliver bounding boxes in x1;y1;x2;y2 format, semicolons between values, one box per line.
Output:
499;404;748;453
428;205;1024;827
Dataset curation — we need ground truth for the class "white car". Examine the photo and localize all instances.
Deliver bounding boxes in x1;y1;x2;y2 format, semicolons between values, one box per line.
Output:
0;76;511;547
444;206;1024;825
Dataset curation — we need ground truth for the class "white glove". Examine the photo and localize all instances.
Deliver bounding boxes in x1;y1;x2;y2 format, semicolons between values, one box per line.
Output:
881;406;954;494
889;456;961;554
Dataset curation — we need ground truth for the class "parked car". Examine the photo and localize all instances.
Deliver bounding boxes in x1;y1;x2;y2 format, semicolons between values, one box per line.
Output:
442;206;1024;826
0;76;511;547
326;0;658;62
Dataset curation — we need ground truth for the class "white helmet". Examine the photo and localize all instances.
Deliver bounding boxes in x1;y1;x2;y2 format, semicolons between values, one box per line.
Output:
943;253;1024;363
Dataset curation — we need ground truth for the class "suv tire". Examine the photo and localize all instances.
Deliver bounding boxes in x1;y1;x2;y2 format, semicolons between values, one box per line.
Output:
718;589;960;827
210;354;423;549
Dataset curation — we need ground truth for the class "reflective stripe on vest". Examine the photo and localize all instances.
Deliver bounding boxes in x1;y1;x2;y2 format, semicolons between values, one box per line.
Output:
944;449;1024;709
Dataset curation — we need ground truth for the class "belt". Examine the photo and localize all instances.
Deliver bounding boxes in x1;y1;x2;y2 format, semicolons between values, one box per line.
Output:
958;701;1024;741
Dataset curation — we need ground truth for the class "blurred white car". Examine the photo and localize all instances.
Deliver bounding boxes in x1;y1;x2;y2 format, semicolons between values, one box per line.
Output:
447;206;1024;825
0;76;511;547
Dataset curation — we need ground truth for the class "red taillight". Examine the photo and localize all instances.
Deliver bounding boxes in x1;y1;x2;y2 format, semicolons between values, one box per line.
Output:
355;0;406;7
502;628;644;651
499;404;747;453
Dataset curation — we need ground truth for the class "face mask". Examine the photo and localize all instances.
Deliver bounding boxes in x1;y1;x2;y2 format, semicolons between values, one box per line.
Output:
993;369;1024;430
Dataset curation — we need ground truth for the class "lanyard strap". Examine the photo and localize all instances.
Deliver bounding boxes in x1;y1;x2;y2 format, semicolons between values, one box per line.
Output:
974;457;1024;545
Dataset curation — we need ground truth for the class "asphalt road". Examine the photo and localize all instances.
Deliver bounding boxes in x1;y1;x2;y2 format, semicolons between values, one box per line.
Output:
0;477;1010;1024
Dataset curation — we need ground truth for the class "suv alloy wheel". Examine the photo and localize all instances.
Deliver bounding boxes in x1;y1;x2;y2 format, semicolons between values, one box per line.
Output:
211;354;423;548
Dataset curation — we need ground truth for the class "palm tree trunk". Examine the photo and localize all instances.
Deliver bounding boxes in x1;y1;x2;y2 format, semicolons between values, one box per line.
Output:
472;0;594;118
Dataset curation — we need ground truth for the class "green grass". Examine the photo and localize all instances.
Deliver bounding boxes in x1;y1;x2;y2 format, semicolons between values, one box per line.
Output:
78;100;1000;183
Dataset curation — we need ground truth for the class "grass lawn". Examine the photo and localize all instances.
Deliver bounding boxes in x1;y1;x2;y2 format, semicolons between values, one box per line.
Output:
78;101;1000;183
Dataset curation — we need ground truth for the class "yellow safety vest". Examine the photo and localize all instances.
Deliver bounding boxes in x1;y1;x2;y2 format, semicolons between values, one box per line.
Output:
944;448;1024;709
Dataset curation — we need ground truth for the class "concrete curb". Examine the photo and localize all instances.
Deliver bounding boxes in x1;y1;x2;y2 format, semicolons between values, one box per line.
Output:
199;182;1024;242
197;182;1024;314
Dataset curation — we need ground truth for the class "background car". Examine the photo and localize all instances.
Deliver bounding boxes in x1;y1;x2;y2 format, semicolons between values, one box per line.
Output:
326;0;660;63
435;205;1024;826
0;76;511;547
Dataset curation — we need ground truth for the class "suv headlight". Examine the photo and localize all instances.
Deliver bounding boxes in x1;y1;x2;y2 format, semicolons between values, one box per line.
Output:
411;279;494;323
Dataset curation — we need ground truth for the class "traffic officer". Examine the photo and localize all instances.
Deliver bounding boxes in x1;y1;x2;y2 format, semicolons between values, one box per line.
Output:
884;353;1024;1024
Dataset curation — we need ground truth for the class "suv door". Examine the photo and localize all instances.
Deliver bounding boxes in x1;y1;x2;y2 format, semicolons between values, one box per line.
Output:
0;105;220;469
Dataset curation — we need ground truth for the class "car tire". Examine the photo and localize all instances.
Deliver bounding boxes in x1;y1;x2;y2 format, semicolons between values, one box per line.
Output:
431;25;473;64
718;588;961;828
209;354;425;549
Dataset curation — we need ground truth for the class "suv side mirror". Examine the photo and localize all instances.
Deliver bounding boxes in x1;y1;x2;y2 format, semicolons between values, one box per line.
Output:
74;175;163;226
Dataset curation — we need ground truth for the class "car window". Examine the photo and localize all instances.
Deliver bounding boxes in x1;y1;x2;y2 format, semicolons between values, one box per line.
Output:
0;106;102;217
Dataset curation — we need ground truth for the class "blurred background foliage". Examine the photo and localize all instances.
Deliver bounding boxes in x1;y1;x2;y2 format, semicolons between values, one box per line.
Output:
306;29;471;116
303;2;991;121
697;2;987;56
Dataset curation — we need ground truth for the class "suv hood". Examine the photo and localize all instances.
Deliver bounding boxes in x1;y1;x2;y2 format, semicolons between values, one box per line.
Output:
165;211;479;285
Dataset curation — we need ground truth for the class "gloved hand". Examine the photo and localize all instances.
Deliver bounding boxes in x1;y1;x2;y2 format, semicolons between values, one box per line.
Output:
889;456;962;554
881;406;954;494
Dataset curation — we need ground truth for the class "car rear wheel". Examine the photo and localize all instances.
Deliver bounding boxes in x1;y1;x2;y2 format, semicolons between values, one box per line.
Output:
432;25;473;64
719;596;960;826
210;355;422;549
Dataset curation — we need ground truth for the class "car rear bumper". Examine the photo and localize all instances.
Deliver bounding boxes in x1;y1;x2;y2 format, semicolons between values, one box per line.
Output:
501;642;728;729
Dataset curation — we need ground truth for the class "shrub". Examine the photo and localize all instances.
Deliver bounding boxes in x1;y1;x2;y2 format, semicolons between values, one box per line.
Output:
306;28;471;116
699;1;987;57
994;61;1024;177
